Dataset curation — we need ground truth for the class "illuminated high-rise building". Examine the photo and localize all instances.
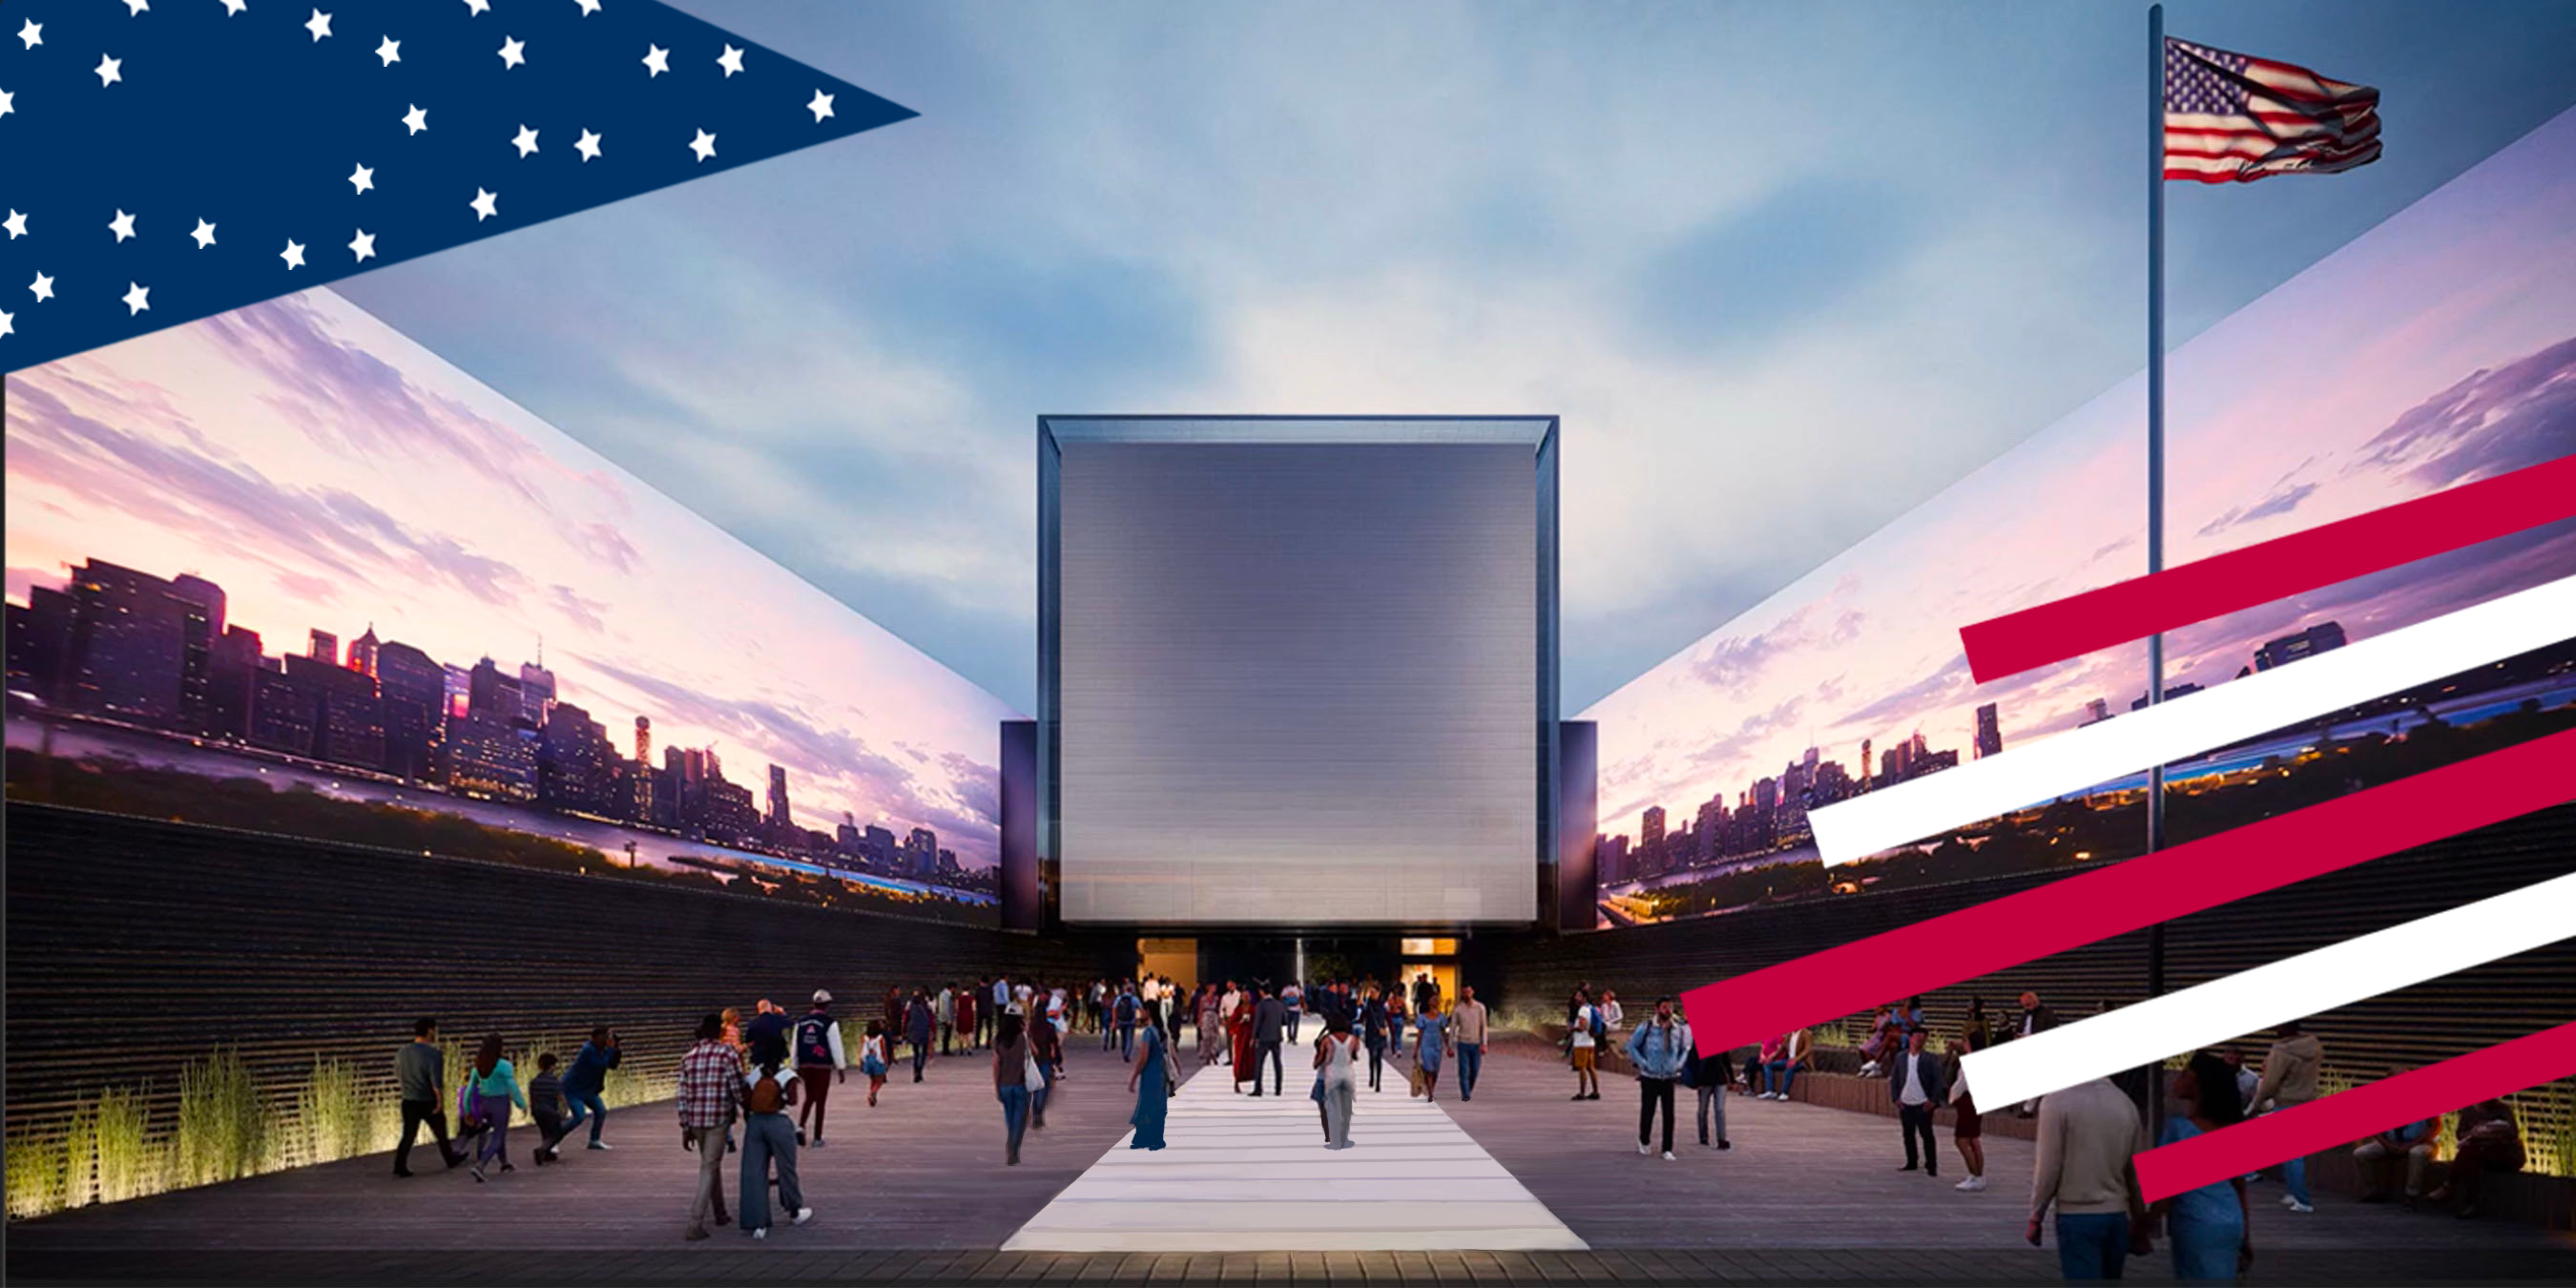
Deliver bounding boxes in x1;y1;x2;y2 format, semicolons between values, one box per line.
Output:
346;625;379;678
766;764;791;826
634;716;652;765
1974;703;2003;759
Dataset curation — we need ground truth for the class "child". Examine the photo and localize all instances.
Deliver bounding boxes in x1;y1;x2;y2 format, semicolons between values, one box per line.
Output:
529;1052;569;1164
860;1020;889;1107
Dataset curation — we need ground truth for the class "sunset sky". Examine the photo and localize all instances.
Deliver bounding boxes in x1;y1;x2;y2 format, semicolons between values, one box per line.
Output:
5;292;1014;866
1582;106;2576;844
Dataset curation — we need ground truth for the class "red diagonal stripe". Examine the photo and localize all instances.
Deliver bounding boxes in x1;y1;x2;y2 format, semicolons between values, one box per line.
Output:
2135;1021;2576;1203
1958;454;2576;684
1679;728;2576;1056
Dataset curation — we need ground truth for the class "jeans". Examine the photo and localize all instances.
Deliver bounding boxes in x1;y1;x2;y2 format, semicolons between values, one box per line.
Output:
1254;1040;1283;1094
1764;1061;1797;1096
395;1097;457;1173
737;1112;803;1232
2054;1211;2129;1280
1900;1102;1937;1173
1117;1024;1135;1061
1286;1011;1301;1043
1365;1041;1385;1091
475;1100;513;1166
2281;1152;2311;1206
1638;1077;1677;1153
1458;1043;1483;1099
686;1124;727;1234
998;1084;1030;1157
563;1088;608;1145
1695;1083;1725;1144
912;1041;930;1081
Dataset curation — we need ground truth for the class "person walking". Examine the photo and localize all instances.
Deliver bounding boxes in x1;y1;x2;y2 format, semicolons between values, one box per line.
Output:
1318;1016;1362;1151
1282;980;1304;1043
1568;990;1604;1101
906;989;937;1083
1683;1027;1732;1150
560;1026;622;1153
393;1017;467;1176
1250;984;1288;1096
1385;987;1409;1061
954;987;979;1057
1219;979;1243;1064
738;1050;813;1239
1597;990;1627;1073
859;1020;890;1106
2251;1019;2323;1214
1197;986;1224;1068
1112;983;1141;1062
2153;1052;2254;1281
678;1013;740;1240
467;1033;528;1182
2026;1070;2153;1281
1625;997;1687;1159
936;983;957;1056
1361;987;1391;1093
794;991;849;1147
746;998;793;1069
1890;1028;1947;1177
1127;1011;1174;1151
1412;995;1454;1101
1949;1025;1989;1191
993;1009;1034;1165
974;976;998;1049
1028;1003;1062;1130
529;1052;571;1165
1451;986;1489;1103
1226;988;1257;1092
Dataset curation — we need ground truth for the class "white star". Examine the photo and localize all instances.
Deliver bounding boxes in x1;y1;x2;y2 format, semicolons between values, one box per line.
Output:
220;0;246;14
375;36;399;67
510;124;539;157
0;309;12;340
30;272;54;302
469;188;498;221
688;129;716;163
717;44;743;77
109;210;136;242
191;218;216;249
641;44;668;77
462;0;488;13
348;162;374;194
122;281;151;316
16;19;40;50
280;239;305;269
574;128;601;162
123;0;150;15
0;90;13;120
806;90;835;123
305;9;331;41
348;228;375;262
95;54;124;87
574;0;600;13
497;36;524;69
4;210;25;239
402;103;427;135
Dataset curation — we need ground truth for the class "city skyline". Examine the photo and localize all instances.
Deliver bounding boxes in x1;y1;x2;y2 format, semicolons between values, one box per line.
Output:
5;289;1013;870
1584;106;2576;865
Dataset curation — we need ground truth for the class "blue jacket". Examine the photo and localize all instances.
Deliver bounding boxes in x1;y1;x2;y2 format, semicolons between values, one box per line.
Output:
1887;1050;1947;1106
563;1041;620;1097
1626;1021;1691;1080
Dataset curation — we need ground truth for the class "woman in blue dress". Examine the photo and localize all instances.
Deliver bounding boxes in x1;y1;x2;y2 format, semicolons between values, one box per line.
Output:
2154;1051;2253;1281
1412;998;1452;1101
1126;1014;1171;1151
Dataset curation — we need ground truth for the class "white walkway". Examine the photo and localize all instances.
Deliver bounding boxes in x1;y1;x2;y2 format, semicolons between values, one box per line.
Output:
1004;1058;1588;1252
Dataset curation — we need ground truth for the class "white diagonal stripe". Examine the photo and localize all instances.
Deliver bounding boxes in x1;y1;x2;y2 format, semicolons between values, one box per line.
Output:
1809;572;2576;864
1958;869;2576;1109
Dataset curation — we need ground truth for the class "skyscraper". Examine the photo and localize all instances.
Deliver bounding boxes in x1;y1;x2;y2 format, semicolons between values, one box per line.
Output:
1638;805;1667;879
1859;737;1873;791
346;625;379;678
518;657;557;723
766;764;791;827
374;640;447;781
2083;697;2112;725
308;629;338;666
1975;702;2003;759
2255;621;2349;671
634;716;652;765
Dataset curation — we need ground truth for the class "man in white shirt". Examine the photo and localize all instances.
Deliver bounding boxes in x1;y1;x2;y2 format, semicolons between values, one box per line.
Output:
1568;992;1602;1101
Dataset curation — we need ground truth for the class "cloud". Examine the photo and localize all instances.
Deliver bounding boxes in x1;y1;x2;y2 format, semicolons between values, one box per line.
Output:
2350;333;2576;488
549;584;611;634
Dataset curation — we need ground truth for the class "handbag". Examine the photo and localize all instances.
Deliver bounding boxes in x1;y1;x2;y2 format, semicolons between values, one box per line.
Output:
1407;1060;1426;1098
1025;1050;1048;1090
1310;1072;1326;1103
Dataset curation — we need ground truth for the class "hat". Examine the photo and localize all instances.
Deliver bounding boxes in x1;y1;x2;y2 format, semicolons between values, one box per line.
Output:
812;988;833;1004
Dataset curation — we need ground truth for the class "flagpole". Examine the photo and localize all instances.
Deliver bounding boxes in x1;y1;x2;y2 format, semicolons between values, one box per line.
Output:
2145;0;2170;1114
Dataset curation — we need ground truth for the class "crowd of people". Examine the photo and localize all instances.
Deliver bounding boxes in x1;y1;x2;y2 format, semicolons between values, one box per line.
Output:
391;974;2535;1265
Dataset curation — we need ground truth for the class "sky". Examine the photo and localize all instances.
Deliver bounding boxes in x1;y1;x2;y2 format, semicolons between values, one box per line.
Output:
318;1;2576;715
4;292;1014;867
1580;106;2576;846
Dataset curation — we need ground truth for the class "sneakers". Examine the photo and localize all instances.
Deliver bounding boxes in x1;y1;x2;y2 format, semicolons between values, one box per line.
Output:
685;1226;710;1241
588;1140;612;1151
1955;1176;1988;1192
469;1165;487;1183
2284;1199;2315;1214
1857;1061;1881;1077
753;1228;767;1240
810;1137;827;1149
1637;1142;1652;1155
792;1207;814;1226
1661;1151;1676;1161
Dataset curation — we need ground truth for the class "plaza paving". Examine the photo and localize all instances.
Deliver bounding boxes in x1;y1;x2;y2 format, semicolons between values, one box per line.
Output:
8;1030;2572;1285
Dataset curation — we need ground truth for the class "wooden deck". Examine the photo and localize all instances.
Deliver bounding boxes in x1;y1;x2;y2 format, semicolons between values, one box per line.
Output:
9;1032;2573;1285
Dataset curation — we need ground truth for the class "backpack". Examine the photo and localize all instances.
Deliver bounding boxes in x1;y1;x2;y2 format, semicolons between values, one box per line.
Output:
1588;1007;1608;1042
747;1070;787;1115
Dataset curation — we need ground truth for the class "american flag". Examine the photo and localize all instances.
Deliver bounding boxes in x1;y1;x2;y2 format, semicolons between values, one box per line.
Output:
2163;36;2380;184
0;0;916;371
